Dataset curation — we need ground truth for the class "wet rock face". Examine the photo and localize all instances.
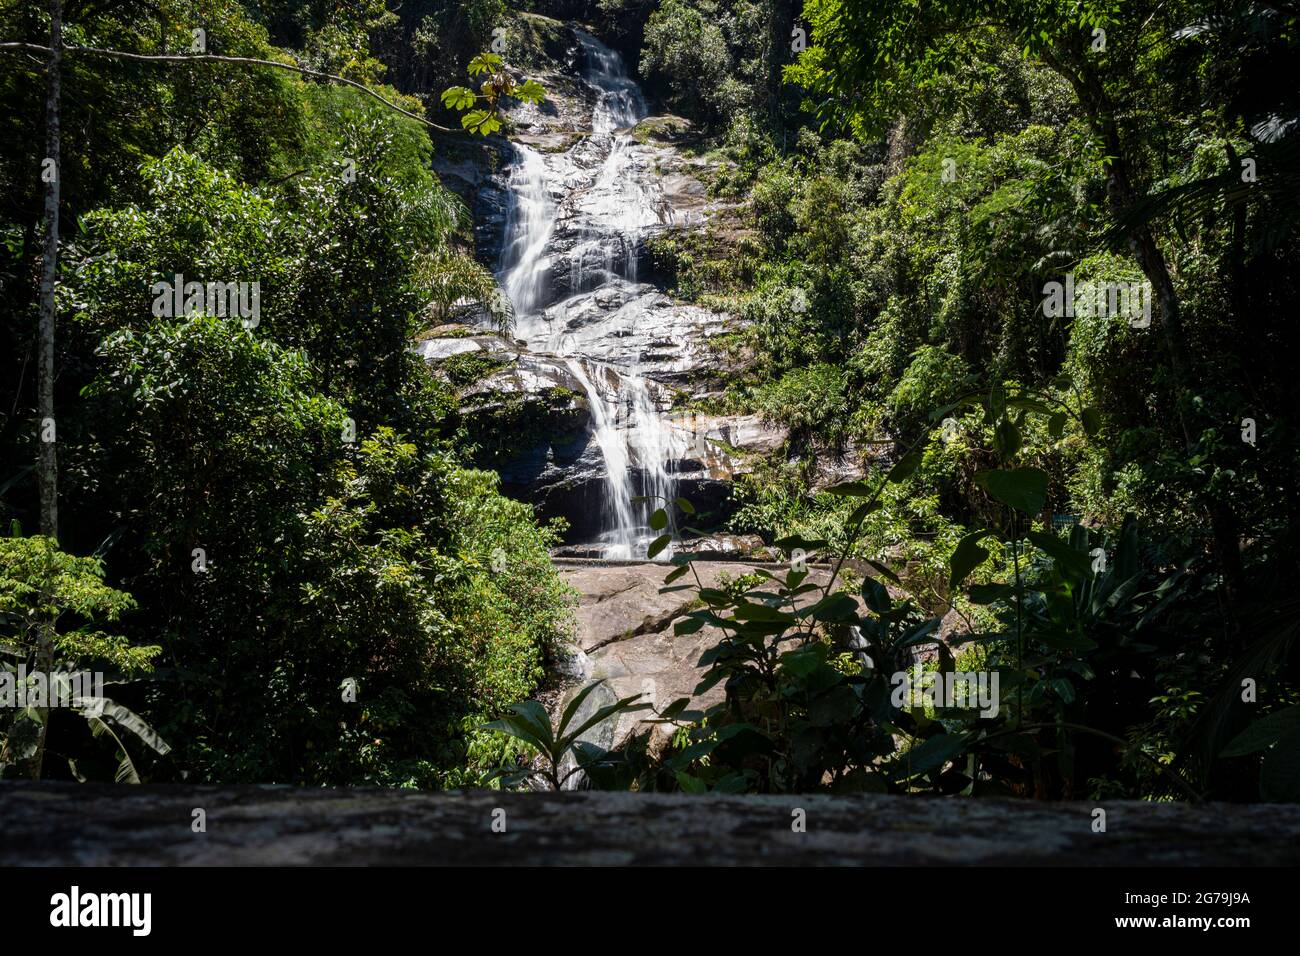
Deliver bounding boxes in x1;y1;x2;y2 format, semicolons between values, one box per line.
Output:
421;337;597;533
524;280;730;384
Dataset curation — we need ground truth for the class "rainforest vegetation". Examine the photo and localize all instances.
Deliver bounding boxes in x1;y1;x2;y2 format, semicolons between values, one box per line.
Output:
1;0;1298;802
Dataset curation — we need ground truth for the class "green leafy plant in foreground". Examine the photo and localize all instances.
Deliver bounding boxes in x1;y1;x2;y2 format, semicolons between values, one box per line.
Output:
485;379;1220;799
1219;706;1300;803
0;533;168;782
484;680;650;790
441;53;545;136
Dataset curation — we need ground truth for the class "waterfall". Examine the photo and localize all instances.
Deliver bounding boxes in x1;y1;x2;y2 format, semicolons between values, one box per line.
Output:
564;358;637;557
498;143;556;318
496;33;682;560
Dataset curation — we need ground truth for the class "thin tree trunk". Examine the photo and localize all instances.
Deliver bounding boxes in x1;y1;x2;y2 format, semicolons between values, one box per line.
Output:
30;0;62;781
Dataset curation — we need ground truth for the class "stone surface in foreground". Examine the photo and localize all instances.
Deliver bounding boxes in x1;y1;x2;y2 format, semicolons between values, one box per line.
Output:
3;783;1298;866
556;560;833;750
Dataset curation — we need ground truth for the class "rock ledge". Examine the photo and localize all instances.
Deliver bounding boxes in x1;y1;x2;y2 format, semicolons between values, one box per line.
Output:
2;783;1297;866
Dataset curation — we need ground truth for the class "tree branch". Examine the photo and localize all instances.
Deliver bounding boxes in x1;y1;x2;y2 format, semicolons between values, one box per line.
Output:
0;41;457;133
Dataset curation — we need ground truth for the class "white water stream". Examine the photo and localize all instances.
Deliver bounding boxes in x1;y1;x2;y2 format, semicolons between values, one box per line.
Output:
497;33;682;559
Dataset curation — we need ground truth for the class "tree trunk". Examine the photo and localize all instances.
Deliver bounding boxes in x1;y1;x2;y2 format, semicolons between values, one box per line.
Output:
38;2;60;543
766;0;796;133
29;0;62;781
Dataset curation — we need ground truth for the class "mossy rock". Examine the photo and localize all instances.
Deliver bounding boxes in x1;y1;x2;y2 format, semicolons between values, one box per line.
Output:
632;115;698;145
507;13;577;72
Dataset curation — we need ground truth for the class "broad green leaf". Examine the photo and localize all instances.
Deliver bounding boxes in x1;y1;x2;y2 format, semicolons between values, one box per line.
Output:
974;467;1049;514
658;697;693;720
1027;530;1093;577
733;601;797;623
773;534;827;556
647;533;671;558
887;451;922;483
994;418;1022;459
865;558;900;585
515;79;546;104
896;733;968;778
674;616;705;636
1006;396;1055;415
780;644;828;678
560;695;651;749
692;667;729;695
809;592;859;622
675;771;708;794
76;698;170;755
558;680;608;738
482;714;547;752
968;582;1013;605
949;528;992;590
649;508;668;531
928;392;982;422
505;699;555;750
861;575;891;614
1221;706;1300;758
1080;406;1102;438
440;86;476;110
1048;411;1067;439
663;563;690;584
468;53;503;74
897;617;942;647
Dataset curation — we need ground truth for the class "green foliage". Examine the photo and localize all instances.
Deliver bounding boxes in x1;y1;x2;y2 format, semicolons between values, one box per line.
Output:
1221;706;1300;802
639;0;1300;805
485;680;651;790
0;535;152;675
640;0;734;121
441;51;546;135
573;389;1207;799
0;6;573;787
73;311;573;786
0;0;1296;805
887;346;970;440
752;363;848;448
638;0;799;130
0;534;167;781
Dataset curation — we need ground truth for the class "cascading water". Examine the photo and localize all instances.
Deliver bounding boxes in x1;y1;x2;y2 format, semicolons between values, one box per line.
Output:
496;32;683;559
498;144;556;316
